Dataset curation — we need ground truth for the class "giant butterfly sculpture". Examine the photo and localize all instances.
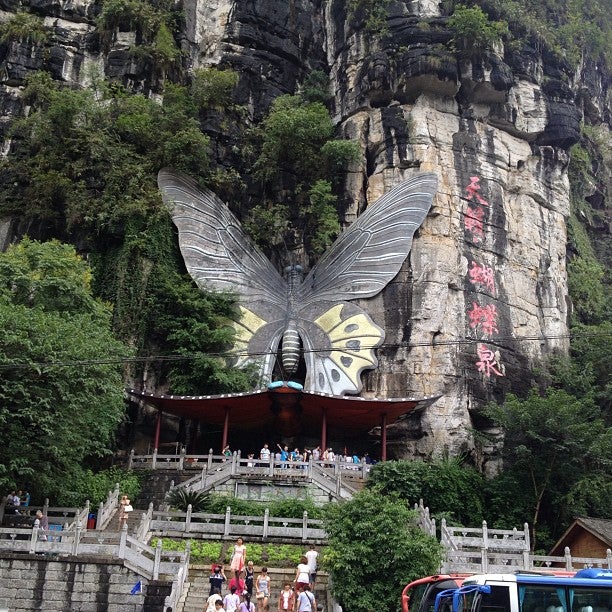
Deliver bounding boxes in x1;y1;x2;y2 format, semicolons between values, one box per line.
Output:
158;169;437;396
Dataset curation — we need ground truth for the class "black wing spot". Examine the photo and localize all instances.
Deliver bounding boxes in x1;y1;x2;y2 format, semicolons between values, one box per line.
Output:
331;369;341;382
344;323;359;333
318;373;325;388
346;340;361;350
341;356;353;368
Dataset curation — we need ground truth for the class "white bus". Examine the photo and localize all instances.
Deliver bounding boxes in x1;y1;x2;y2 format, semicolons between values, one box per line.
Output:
433;569;612;612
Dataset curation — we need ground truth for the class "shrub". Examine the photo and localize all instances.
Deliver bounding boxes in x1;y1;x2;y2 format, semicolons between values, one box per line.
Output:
0;12;48;44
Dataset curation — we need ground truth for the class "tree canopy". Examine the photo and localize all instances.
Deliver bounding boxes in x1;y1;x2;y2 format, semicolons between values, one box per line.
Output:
323;489;444;612
0;239;131;501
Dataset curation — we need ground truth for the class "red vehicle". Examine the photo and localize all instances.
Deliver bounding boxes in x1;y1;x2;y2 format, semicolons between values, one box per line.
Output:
402;574;470;612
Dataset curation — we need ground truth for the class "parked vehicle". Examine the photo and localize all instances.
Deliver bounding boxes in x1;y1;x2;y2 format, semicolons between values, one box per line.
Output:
433;568;612;612
402;574;470;612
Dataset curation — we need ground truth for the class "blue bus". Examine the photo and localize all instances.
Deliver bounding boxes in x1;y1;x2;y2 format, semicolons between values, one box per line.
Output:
433;569;612;612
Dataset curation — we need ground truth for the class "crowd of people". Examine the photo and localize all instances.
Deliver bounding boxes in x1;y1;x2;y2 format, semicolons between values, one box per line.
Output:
205;538;319;612
3;489;31;514
224;442;376;468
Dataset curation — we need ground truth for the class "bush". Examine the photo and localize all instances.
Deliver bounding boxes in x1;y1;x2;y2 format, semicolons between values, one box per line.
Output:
166;488;211;512
448;5;508;57
0;12;48;44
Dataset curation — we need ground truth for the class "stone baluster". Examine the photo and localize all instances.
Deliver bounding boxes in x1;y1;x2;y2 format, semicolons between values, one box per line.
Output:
153;539;162;580
185;504;192;532
224;506;231;536
128;449;134;470
263;508;269;539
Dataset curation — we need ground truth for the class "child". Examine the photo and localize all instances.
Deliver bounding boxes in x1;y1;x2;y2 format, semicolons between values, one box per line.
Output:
277;583;295;612
214;599;225;612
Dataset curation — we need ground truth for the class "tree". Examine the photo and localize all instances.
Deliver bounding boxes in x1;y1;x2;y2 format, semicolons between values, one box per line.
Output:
0;239;131;501
366;457;485;526
447;5;508;58
484;388;611;550
323;489;444;612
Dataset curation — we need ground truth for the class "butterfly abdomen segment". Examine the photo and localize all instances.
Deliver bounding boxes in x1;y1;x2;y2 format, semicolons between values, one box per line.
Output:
281;322;301;376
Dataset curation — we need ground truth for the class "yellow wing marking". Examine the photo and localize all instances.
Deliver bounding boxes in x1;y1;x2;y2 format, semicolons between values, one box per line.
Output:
314;304;384;387
232;306;267;364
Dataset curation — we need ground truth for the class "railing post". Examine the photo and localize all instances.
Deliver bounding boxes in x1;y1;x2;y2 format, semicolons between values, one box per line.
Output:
564;546;573;571
268;454;274;477
43;498;49;515
224;506;231;536
482;520;488;552
72;521;83;556
302;511;308;542
118;523;127;558
208;449;213;472
179;448;185;471
128;449;135;470
523;549;531;570
201;467;206;488
97;502;104;530
606;548;612;569
154;539;162;580
84;500;90;529
29;525;39;554
524;522;531;553
231;452;237;476
481;547;488;573
152;448;158;469
186;504;192;532
263;508;269;539
334;457;339;477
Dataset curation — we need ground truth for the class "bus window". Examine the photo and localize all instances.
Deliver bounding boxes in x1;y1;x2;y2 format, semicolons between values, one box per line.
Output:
474;585;512;612
571;586;612;612
520;585;566;612
408;583;429;612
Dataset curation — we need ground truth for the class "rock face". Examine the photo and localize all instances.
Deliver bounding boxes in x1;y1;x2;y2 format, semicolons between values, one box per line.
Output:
0;0;609;470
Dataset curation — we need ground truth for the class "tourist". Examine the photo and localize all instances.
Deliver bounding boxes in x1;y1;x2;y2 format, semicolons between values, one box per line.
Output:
260;443;271;462
277;583;295;612
209;565;226;596
229;572;246;595
245;560;255;597
20;490;31;508
33;510;48;541
223;445;232;460
277;444;289;464
294;584;316;612
255;567;271;611
230;537;247;580
214;598;225;612
239;593;255;612
312;447;321;461
305;545;318;587
224;586;241;612
206;593;223;612
294;556;310;592
119;494;132;529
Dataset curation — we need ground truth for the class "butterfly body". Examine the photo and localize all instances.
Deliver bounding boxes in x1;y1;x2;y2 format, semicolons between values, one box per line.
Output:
158;170;438;396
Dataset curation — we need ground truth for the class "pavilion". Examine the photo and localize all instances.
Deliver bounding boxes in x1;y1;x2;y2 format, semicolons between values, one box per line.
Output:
127;383;441;461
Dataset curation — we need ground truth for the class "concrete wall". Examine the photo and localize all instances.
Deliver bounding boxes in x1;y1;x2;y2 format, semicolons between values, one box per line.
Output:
0;554;169;611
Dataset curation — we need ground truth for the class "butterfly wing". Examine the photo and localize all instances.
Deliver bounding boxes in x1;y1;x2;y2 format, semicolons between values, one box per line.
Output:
298;173;438;305
158;169;287;380
297;173;437;393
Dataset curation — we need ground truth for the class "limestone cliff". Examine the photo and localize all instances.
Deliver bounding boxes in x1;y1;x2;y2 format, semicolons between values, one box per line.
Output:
0;0;609;469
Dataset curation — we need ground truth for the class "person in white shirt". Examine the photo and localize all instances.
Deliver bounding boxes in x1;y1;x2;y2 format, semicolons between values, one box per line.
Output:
295;585;316;612
260;443;271;461
305;546;318;586
224;586;241;612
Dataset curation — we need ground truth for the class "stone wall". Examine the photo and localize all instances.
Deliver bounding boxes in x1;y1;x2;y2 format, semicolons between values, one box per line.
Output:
0;555;169;612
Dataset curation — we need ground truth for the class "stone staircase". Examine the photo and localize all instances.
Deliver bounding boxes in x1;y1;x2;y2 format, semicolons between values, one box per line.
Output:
176;565;330;612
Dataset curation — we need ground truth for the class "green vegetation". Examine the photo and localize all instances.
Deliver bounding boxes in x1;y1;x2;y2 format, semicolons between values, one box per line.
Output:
0;11;49;44
447;5;508;57
324;489;444;611
347;0;392;35
204;494;324;520
483;389;611;551
59;467;142;507
367;457;485;525
191;68;239;111
0;239;130;501
166;488;211;512
150;538;304;566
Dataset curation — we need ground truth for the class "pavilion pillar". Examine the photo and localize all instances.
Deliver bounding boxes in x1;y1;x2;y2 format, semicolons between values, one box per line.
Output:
154;409;162;451
221;405;230;453
321;408;327;453
380;413;387;462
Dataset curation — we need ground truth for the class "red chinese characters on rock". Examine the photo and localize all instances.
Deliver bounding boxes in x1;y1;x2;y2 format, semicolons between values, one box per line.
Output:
476;343;506;377
462;176;505;378
468;261;495;294
468;302;499;337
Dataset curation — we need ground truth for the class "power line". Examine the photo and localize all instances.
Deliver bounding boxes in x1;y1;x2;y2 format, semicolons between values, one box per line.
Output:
0;330;609;370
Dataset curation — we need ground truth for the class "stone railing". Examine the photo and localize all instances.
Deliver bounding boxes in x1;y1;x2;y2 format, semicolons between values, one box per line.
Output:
158;451;366;501
127;448;372;479
0;522;187;580
439;518;612;573
150;505;326;543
